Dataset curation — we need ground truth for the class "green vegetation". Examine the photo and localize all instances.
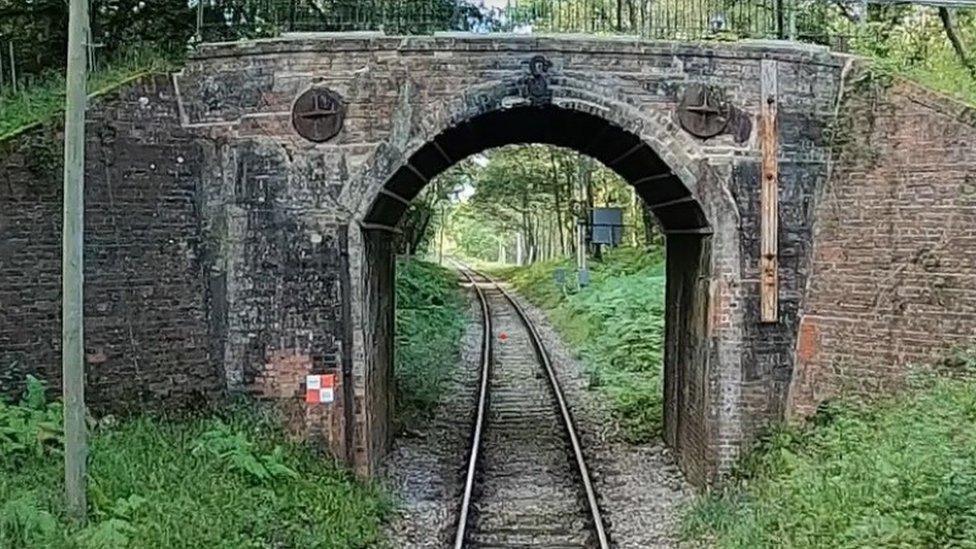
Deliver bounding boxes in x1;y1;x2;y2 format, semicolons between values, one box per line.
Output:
395;258;466;427
682;357;976;548
1;377;388;548
851;12;976;104
0;50;174;140
500;246;666;442
445;145;654;266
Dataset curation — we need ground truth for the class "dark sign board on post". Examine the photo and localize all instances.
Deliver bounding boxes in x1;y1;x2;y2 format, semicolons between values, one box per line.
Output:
591;207;624;247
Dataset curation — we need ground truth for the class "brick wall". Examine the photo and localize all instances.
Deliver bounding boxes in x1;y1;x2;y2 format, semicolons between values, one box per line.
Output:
0;75;220;410
789;69;976;415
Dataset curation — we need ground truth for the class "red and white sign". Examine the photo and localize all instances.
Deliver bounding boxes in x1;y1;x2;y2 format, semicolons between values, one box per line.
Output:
305;374;336;404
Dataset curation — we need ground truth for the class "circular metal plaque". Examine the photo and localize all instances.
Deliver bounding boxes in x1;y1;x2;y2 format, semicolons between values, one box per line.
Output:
292;88;346;143
677;84;729;139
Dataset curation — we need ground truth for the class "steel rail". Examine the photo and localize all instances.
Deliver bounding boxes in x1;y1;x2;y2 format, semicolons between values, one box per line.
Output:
453;265;493;549
453;262;610;549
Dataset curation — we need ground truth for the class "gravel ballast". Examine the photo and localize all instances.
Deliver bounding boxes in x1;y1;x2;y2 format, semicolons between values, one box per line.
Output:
382;279;692;548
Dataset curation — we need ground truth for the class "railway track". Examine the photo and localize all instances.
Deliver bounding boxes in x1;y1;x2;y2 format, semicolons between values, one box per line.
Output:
453;264;610;549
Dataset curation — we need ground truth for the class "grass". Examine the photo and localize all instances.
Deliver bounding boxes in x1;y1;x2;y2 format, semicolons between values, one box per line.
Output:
903;61;976;106
0;50;176;141
394;257;466;428
1;378;389;548
496;246;666;443
0;258;468;548
681;357;976;548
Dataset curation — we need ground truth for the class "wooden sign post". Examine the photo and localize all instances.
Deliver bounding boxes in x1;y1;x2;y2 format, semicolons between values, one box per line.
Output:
760;59;779;323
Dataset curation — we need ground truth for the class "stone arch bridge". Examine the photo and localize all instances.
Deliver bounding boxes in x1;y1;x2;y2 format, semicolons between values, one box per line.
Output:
1;34;974;486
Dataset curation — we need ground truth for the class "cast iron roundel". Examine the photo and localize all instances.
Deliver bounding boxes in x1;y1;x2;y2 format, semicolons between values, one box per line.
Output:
677;84;729;139
292;87;346;143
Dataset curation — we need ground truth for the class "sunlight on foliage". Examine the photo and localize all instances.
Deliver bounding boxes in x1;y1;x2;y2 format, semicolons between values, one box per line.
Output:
681;370;976;548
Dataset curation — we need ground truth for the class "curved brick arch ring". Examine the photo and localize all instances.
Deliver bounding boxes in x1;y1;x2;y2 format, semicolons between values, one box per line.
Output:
347;77;714;233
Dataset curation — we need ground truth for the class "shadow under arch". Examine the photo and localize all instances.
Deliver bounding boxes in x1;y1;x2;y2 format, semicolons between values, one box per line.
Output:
357;104;715;485
362;105;710;233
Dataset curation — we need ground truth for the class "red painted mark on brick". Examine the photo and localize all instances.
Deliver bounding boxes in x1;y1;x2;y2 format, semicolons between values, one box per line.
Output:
707;278;729;336
796;318;820;363
258;350;314;399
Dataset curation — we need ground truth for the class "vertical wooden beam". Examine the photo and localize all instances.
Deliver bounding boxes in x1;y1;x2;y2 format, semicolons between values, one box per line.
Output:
63;0;89;522
760;58;779;323
196;0;205;42
8;42;17;93
338;224;356;467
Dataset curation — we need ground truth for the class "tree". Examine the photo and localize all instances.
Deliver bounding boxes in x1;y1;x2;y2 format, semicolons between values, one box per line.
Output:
437;144;652;265
938;7;976;80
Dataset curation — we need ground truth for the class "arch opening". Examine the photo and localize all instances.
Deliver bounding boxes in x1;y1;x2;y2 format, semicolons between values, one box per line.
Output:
359;105;715;484
363;106;710;234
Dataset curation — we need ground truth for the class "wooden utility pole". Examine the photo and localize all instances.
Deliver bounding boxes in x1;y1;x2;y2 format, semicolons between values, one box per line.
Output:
62;0;89;522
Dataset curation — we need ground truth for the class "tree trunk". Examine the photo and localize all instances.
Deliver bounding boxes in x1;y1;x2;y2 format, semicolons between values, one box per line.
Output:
939;7;976;80
549;150;567;256
581;154;601;261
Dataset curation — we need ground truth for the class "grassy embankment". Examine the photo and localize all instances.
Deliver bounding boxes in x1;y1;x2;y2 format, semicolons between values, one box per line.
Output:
0;50;173;140
500;249;976;547
498;246;666;443
0;257;466;547
394;258;467;428
681;356;976;548
0;378;388;548
0;260;465;548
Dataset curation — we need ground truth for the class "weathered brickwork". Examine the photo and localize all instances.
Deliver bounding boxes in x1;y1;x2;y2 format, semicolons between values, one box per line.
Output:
172;35;847;484
0;75;220;411
2;34;970;488
788;71;976;415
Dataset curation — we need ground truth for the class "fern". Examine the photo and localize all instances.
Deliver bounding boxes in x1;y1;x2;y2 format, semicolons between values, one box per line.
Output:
76;518;136;549
192;422;299;484
0;496;57;546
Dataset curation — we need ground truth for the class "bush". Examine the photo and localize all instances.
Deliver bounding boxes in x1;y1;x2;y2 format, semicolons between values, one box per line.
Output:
681;372;976;548
0;394;389;548
395;258;466;428
0;0;193;80
1;49;175;139
0;376;62;464
504;246;666;442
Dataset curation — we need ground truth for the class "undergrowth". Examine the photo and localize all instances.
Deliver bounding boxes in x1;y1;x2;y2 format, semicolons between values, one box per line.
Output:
0;379;388;548
395;258;466;429
499;246;666;443
681;356;976;548
0;49;175;140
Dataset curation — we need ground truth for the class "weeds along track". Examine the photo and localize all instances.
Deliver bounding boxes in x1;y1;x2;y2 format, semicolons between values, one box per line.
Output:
453;264;609;549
